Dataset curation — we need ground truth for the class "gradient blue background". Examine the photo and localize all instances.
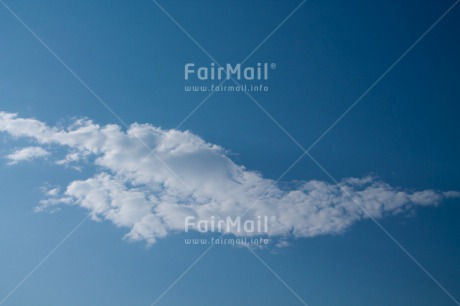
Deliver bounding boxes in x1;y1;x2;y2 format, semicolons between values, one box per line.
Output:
0;0;459;305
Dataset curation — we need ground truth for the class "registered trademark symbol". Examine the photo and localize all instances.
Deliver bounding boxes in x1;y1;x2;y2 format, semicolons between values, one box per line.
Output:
270;63;276;69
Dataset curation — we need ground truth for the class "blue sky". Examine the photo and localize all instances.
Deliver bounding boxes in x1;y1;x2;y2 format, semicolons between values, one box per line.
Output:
0;0;460;305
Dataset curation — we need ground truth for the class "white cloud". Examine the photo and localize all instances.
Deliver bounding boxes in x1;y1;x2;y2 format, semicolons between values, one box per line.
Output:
6;146;50;165
0;111;458;246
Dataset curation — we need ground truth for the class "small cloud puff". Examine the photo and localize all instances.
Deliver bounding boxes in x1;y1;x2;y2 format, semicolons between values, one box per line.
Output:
6;146;50;165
